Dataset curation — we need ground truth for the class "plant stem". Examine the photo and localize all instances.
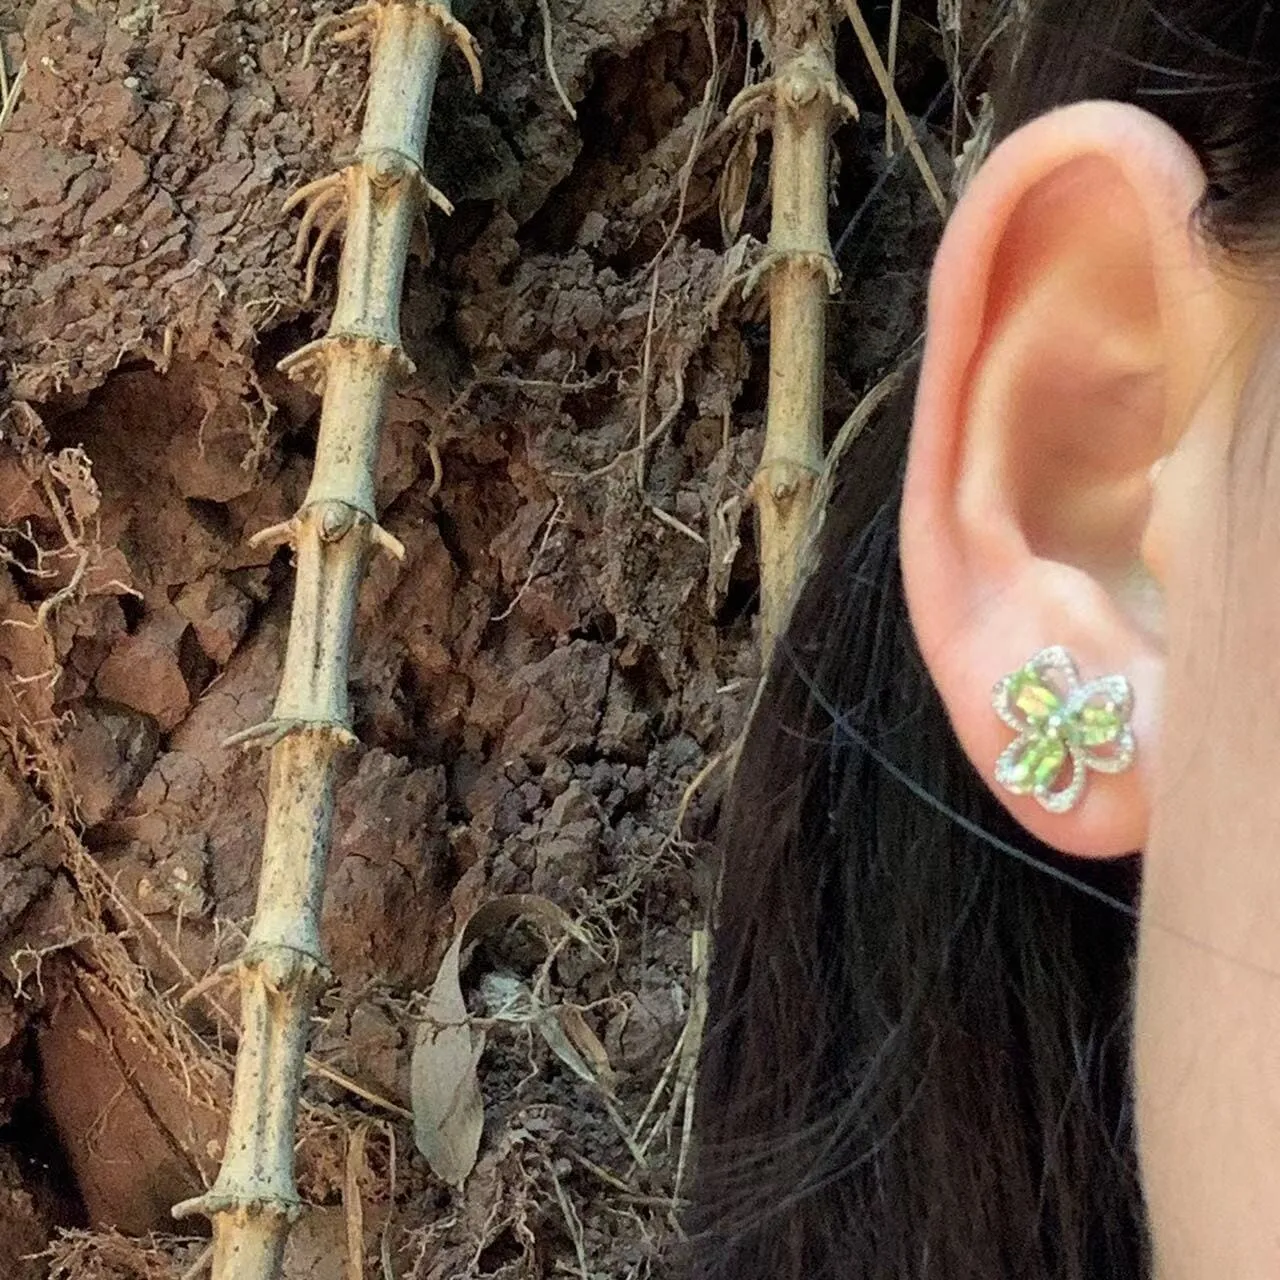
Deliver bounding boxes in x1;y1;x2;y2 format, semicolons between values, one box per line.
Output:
744;26;854;657
171;5;480;1277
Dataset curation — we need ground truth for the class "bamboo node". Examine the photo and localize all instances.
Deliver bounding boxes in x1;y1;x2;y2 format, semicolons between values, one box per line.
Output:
172;1188;305;1224
278;333;415;392
750;459;820;515
305;500;403;559
352;148;454;214
317;500;358;542
365;146;414;189
242;941;333;998
309;2;482;91
223;718;360;751
777;53;859;121
743;248;839;298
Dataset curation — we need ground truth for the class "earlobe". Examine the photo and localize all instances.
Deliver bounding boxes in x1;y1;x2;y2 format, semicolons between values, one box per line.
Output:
900;101;1242;857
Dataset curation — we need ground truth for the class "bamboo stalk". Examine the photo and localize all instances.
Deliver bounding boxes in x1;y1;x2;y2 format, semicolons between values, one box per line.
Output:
171;6;480;1277
727;22;856;657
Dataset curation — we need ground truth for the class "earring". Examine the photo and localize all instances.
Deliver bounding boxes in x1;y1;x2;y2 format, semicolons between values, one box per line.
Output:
991;646;1135;814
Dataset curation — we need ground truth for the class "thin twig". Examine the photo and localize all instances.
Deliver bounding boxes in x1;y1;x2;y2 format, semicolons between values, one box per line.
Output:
630;1019;689;1159
569;1150;635;1195
345;1125;369;1280
885;0;901;155
536;0;577;119
379;1123;398;1280
647;504;705;546
845;0;947;216
647;0;724;273
0;57;26;134
635;271;662;492
672;928;708;1198
491;496;565;621
550;1164;590;1280
181;1245;214;1280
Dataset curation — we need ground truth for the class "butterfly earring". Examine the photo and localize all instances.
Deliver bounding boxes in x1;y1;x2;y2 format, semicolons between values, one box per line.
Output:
991;647;1136;814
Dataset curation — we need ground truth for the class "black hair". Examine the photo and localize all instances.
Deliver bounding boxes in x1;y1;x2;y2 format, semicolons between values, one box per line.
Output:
687;3;1280;1278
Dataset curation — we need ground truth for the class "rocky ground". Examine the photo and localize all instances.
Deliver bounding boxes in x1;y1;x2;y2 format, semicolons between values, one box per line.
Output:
0;0;996;1274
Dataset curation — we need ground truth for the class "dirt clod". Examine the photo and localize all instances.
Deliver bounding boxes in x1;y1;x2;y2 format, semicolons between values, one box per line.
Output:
0;0;981;1269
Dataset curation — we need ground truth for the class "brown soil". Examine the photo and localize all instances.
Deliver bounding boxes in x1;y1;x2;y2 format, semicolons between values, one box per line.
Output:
0;0;994;1274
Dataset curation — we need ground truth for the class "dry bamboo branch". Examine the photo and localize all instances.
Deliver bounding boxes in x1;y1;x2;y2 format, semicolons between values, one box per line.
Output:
171;5;481;1278
728;16;856;657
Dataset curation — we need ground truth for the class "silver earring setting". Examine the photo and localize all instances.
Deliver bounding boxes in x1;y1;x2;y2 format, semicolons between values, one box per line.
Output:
991;646;1136;814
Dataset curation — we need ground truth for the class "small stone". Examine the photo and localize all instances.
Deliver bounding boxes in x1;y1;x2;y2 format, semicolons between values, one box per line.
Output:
1012;675;1060;723
62;702;160;826
1074;704;1122;747
94;613;192;732
1005;734;1067;791
175;574;252;666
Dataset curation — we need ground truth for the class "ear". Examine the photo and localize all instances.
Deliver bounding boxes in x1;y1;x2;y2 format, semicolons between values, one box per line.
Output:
901;101;1246;856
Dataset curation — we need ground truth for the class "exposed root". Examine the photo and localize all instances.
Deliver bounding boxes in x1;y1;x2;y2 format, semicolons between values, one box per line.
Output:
302;3;379;66
536;0;577;119
288;179;346;267
182;1245;214;1280
428;3;484;93
426;440;444;497
281;169;346;217
303;200;346;299
304;0;483;93
647;502;705;546
41;1229;211;1280
717;77;774;136
490;496;565;622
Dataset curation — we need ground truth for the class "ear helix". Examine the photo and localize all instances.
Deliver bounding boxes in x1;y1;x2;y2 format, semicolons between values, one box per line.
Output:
991;647;1137;814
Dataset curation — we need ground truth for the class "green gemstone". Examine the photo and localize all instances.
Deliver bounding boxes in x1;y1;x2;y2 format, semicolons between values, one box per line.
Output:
1011;675;1061;724
1007;734;1067;790
1072;704;1122;747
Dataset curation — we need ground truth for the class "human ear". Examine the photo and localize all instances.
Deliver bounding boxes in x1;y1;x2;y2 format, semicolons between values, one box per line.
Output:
900;101;1246;856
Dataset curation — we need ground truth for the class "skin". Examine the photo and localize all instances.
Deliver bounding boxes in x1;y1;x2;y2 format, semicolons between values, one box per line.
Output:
898;101;1280;1278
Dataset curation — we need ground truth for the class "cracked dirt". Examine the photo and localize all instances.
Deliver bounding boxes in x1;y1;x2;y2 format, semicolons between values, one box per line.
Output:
0;0;990;1274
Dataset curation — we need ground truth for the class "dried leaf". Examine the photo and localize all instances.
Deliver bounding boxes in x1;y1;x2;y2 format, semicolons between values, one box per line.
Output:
710;236;764;326
478;970;616;1096
706;492;745;615
410;895;577;1186
534;1004;600;1090
557;1006;617;1094
344;1125;368;1280
719;126;759;245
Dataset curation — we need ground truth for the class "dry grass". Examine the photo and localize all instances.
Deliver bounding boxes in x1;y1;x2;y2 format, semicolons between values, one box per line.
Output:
40;1229;209;1280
